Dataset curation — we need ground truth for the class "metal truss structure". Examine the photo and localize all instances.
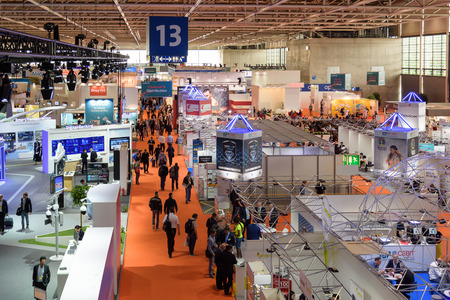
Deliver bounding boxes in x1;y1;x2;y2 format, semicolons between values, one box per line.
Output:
231;179;404;299
0;0;449;49
0;27;128;62
357;153;450;297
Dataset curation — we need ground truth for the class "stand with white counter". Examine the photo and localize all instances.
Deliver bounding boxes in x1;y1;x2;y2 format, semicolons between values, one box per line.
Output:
57;240;80;298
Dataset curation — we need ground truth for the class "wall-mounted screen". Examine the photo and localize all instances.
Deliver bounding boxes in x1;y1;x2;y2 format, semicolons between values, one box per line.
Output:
429;228;437;235
110;137;130;150
51;136;105;156
18;131;34;142
0;132;15;142
54;101;60;106
46;101;52;106
413;227;422;235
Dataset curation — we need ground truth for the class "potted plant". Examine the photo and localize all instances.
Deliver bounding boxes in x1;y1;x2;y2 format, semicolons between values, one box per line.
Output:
70;185;90;207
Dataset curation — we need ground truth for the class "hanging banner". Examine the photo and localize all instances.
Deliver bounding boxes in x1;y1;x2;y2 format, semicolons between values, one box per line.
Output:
141;81;173;98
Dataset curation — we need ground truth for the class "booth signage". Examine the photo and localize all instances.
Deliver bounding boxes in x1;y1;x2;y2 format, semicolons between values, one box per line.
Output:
85;99;114;124
148;16;188;62
343;154;359;166
331;74;351;90
185;99;212;117
301;84;334;92
141;81;173;98
124;67;137;73
199;156;212;163
144;67;157;74
90;85;107;96
193;139;203;164
367;71;386;86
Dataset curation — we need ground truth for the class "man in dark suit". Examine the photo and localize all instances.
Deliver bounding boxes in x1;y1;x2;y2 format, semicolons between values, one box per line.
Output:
254;201;266;223
73;225;84;241
216;226;236;246
0;194;8;235
81;149;88;173
32;256;51;292
396;264;415;299
386;254;402;273
90;148;98;162
215;245;237;295
19;192;32;232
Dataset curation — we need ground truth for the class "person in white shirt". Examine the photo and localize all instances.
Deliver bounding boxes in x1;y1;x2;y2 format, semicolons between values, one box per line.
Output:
158;134;166;152
162;207;180;258
429;258;444;284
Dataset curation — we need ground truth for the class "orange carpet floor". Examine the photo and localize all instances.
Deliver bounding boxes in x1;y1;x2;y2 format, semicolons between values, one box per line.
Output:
119;130;230;299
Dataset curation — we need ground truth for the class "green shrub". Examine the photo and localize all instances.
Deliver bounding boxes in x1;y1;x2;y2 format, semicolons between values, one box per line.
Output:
70;185;91;207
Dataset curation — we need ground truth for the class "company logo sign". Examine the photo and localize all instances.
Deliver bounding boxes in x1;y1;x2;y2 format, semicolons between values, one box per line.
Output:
90;85;107;96
378;137;385;146
248;140;258;162
223;140;236;162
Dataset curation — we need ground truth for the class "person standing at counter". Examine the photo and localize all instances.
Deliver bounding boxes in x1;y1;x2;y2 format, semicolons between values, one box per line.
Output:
90;148;97;162
81;149;88;173
386;254;402;273
32;256;51;293
315;181;326;196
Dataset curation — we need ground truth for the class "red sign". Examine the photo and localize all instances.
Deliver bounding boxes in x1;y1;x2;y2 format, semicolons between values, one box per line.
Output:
185;99;212;117
90;85;107;96
273;275;292;297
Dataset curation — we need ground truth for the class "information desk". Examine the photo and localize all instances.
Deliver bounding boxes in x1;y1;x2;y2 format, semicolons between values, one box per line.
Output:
381;242;436;272
57;240;79;298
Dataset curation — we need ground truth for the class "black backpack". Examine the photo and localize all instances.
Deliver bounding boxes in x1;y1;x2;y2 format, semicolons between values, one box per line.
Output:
163;214;172;232
185;218;194;234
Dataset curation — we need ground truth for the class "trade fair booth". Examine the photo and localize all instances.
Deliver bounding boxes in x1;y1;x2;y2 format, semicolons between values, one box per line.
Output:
373;113;419;175
0;117;56;159
331;98;378;118
42;124;132;174
398;92;426;132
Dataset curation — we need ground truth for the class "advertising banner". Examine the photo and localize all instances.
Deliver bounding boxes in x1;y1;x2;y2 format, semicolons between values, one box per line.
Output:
90;85;107;96
148;16;188;61
374;136;406;170
198;85;229;112
217;136;243;173
299;269;313;300
141;81;173;98
331;74;351;90
144;67;157;74
355;99;371;115
192;138;203;164
85;98;114;124
121;75;137;88
408;136;419;157
331;99;354;116
243;136;262;173
185;99;212;117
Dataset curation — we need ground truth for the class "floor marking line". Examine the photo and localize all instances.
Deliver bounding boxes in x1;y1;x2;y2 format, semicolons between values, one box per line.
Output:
3;173;35;204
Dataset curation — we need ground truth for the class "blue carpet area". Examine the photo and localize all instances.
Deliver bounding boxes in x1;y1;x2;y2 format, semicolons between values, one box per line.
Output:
403;272;449;300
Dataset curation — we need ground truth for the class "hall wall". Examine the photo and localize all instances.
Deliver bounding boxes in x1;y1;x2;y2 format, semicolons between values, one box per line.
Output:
286;38;402;103
221;49;266;69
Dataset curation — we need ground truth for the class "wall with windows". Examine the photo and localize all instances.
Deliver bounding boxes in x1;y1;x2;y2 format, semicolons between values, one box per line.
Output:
221;49;267;69
286;38;402;102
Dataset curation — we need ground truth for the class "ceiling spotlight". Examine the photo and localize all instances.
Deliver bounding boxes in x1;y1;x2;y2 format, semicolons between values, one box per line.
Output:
103;40;110;50
75;34;86;46
41;71;54;100
43;22;55;39
80;67;90;84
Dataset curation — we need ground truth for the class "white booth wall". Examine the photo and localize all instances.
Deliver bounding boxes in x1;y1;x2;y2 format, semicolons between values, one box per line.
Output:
358;133;374;162
122;87;139;110
172;71;246;92
258;87;285;111
252;70;301;86
284;87;301;111
42;124;132;174
348;129;359;153
338;127;350;149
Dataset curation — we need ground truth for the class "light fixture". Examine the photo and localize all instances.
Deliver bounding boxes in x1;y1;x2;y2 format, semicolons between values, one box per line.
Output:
41;71;54;100
80;67;90;84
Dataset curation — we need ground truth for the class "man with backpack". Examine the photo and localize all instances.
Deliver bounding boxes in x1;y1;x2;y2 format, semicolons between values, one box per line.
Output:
163;193;178;214
162;207;180;258
158;162;169;191
185;213;198;256
149;192;162;230
169;163;180;191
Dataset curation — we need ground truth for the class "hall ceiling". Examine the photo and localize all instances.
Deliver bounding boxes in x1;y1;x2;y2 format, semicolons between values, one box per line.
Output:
0;0;448;50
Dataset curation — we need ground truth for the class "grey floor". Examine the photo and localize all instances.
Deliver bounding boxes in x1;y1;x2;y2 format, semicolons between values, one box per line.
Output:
0;157;130;300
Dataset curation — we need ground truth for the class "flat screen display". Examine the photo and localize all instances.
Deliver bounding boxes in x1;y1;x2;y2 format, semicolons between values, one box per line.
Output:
54;175;63;192
429;228;437;235
18;131;34;142
47;101;52;106
0;132;15;142
413;227;422;235
51;136;105;156
54;101;60;106
110;137;130;150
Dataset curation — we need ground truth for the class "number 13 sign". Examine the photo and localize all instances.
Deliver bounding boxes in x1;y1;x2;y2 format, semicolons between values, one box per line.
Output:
148;17;188;58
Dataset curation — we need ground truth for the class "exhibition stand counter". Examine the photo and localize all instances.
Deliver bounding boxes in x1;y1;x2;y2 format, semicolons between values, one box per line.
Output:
57;239;80;298
60;227;114;300
381;242;436;272
42;124;132;174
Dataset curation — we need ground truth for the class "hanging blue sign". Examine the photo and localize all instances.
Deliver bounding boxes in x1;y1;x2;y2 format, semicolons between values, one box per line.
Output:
149;17;188;62
85;99;114;124
141;81;173;98
300;84;336;92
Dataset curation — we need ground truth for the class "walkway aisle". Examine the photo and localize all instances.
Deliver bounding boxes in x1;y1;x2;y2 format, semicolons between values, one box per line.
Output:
119;127;230;299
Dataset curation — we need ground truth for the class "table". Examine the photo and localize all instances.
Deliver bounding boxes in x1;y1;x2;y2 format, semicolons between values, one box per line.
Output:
57;240;79;298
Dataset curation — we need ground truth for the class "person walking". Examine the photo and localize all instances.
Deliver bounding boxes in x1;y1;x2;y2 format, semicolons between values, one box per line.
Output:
141;149;150;173
186;213;198;256
162;207;180;258
215;244;237;295
81;149;88;173
183;171;194;204
149;192;162;230
166;144;175;166
158;162;169;191
154;145;161;167
163;193;178;214
207;229;217;278
0;194;8;235
18;192;32;232
158;134;166;152
134;163;141;185
32;256;51;292
148;136;155;155
167;133;174;147
169;163;179;191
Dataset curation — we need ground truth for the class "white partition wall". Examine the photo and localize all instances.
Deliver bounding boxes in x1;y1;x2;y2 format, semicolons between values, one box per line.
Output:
60;227;114;300
338;126;350;148
358;133;374;161
284;87;301;110
348;129;359;153
88;183;121;295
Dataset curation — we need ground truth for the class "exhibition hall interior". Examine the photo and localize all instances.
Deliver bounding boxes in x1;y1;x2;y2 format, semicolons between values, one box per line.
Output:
1;1;450;300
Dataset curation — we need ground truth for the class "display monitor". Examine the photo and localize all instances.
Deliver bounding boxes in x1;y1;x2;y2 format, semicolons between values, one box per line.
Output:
18;131;34;142
110;137;130;150
54;101;60;106
413;227;422;235
47;101;52;106
51;136;105;156
62;102;68;107
0;132;15;142
429;227;437;235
